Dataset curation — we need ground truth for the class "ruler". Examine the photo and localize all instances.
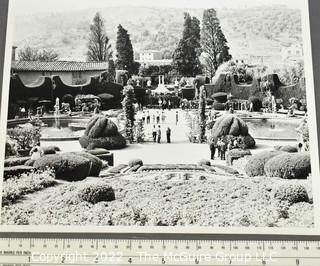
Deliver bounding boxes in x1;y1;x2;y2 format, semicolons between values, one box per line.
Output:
1;237;320;266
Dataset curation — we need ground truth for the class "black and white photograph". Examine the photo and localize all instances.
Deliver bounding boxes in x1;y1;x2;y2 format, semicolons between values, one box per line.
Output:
0;0;318;230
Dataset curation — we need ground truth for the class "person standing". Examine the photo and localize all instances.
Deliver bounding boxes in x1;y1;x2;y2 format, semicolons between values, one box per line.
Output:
166;127;171;143
175;111;179;125
157;125;161;143
209;141;216;160
146;111;150;124
220;140;227;160
217;138;221;158
152;125;157;142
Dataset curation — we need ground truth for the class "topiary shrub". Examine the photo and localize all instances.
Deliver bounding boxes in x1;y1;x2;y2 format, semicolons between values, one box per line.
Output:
79;115;126;150
245;151;283;177
249;96;262;110
279;145;298;153
273;184;309;205
67;152;102;177
42;146;57;155
4;165;35;180
24;159;35;166
248;96;262;111
212;92;228;103
86;148;110;155
61;94;75;109
228;149;251;158
198;159;211;166
128;158;143;168
264;152;311;179
4;156;30;167
209;114;255;149
33;153;92;181
78;182;115;204
5;137;17;157
212;102;225;111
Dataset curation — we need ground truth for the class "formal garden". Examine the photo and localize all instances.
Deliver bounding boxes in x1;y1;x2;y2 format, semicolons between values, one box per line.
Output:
1;7;313;227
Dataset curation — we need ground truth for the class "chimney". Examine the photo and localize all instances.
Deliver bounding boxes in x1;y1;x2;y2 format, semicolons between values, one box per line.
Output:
12;46;17;62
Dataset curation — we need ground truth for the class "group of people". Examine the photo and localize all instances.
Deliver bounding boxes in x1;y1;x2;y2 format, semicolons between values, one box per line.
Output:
209;137;243;160
152;125;171;144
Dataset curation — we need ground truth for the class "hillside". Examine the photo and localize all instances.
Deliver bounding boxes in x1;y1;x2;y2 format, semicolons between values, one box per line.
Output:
12;5;302;61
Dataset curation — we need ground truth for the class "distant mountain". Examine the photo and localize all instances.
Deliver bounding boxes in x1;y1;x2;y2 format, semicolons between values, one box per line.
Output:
12;5;302;61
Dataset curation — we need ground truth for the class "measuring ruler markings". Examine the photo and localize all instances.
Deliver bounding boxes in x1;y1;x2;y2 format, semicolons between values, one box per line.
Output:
0;238;320;265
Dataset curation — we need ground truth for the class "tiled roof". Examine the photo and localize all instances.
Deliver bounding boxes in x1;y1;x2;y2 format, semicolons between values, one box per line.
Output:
12;61;108;72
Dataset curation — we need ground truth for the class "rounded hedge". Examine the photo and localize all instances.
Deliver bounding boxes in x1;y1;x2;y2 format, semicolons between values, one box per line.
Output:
80;115;126;150
61;94;75;108
212;102;225;111
128;158;143;168
198;159;211;166
264;152;311;179
273;184;309;205
67;152;102;177
78;182;115;204
245;150;283;177
248;96;262;111
80;133;126;150
228;149;251;158
212;92;228;103
42;146;57;155
209;114;255;149
24;159;35;166
279;145;298;153
86;148;110;156
33;153;91;181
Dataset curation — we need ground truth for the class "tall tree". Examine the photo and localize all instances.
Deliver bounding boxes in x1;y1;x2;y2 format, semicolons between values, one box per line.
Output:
172;13;201;76
87;12;113;62
122;85;136;142
198;86;207;143
18;46;58;61
201;9;231;78
116;24;137;76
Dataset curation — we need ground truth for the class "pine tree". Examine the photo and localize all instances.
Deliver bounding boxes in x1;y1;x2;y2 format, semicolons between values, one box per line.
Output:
198;86;207;143
87;12;113;62
122;85;136;142
172;13;201;76
201;9;231;78
116;24;137;76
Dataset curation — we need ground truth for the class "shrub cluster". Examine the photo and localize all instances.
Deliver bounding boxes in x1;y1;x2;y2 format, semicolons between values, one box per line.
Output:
248;96;262;111
2;170;56;206
198;159;211;166
245;151;283;177
33;153;92;181
4;165;35;180
79;115;126;150
273;184;309;205
71;152;103;177
128;158;143;168
78;182;115;204
278;145;298;153
212;102;225;111
4;156;30;167
264;153;311;179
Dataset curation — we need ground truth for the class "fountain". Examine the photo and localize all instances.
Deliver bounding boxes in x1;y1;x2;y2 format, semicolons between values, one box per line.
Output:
154;75;170;94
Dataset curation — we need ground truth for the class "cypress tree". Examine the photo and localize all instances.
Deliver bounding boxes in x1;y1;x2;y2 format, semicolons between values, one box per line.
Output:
172;13;201;76
201;9;231;78
87;12;113;62
116;24;136;76
198;86;207;143
122;85;136;142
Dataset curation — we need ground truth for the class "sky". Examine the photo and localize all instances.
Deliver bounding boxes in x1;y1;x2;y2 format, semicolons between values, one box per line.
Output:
12;0;304;15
